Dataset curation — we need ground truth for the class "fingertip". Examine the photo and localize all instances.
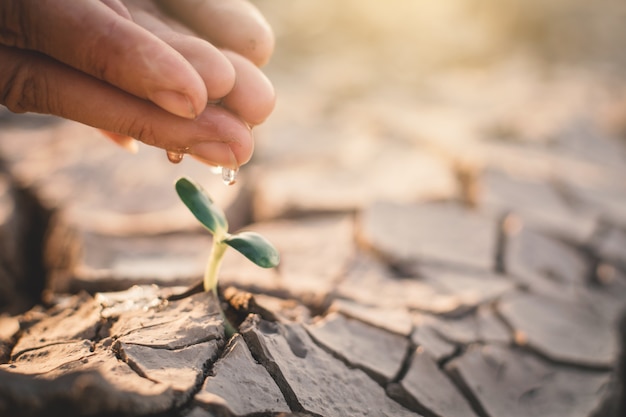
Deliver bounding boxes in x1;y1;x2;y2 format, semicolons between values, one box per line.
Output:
189;140;253;169
185;105;254;167
206;50;236;100
229;129;255;166
148;89;199;119
249;19;275;68
237;15;275;67
172;36;237;101
221;50;276;125
227;9;275;67
157;0;275;67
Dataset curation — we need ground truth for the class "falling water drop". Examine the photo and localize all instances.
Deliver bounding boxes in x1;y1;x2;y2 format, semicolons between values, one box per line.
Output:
166;150;184;164
221;167;238;185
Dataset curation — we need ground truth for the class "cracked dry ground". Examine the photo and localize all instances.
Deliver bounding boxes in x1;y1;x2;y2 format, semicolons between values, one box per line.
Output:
1;115;626;417
2;66;626;416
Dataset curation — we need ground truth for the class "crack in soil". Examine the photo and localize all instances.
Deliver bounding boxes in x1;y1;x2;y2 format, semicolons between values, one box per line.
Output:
240;319;307;415
493;300;615;372
112;340;160;385
162;342;225;417
385;337;451;417
303;322;405;387
0;160;51;315
9;339;96;362
445;363;493;417
390;333;417;384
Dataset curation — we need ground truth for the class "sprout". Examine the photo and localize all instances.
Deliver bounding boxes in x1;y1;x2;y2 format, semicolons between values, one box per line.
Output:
175;177;280;334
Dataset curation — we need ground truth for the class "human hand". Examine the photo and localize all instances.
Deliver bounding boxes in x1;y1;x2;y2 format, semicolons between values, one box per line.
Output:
0;0;275;168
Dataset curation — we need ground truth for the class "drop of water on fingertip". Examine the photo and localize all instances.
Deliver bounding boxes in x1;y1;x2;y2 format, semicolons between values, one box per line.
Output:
209;165;238;186
166;150;184;164
221;167;238;185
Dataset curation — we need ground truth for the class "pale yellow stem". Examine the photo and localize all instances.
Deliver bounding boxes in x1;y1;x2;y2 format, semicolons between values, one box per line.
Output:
204;238;228;296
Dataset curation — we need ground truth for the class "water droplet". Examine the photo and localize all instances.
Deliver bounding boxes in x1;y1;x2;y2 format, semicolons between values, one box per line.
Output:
166;150;184;164
221;167;238;185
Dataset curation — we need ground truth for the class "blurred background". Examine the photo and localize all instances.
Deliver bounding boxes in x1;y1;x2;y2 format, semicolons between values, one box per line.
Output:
255;0;626;132
258;0;626;87
246;0;626;224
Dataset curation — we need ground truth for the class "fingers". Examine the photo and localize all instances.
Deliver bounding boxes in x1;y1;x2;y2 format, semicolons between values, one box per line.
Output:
128;4;275;126
127;5;236;102
0;45;253;168
0;0;273;168
156;0;275;67
0;0;208;119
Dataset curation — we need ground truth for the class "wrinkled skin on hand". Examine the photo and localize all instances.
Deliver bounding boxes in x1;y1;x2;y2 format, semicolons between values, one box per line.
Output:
0;0;276;168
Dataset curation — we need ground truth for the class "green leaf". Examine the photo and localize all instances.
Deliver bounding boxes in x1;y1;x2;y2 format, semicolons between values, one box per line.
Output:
175;177;228;235
224;231;280;268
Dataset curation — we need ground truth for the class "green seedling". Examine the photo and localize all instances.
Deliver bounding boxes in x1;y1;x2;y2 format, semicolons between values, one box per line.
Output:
175;177;280;334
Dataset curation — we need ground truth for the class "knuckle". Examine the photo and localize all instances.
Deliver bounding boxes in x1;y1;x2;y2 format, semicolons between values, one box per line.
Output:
80;19;122;81
0;0;30;48
0;52;48;114
68;19;123;81
123;118;156;146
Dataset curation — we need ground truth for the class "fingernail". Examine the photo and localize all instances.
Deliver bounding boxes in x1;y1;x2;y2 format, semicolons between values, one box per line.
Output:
190;142;239;168
149;90;196;119
227;146;239;170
